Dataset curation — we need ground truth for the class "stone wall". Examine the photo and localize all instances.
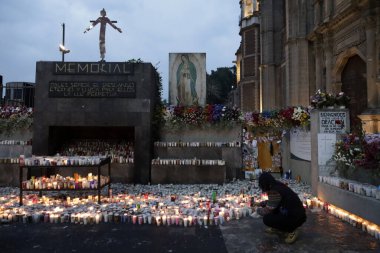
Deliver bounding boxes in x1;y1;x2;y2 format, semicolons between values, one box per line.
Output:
153;126;243;183
151;165;226;184
318;182;380;226
0;129;32;186
33;61;159;183
160;127;242;142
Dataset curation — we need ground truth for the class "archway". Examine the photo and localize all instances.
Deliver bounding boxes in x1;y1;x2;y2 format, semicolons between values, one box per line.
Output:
341;55;367;124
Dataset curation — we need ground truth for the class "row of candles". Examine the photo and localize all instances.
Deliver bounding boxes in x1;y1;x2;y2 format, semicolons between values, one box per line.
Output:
154;141;241;148
151;158;226;166
0;139;32;145
0;186;262;227
1;179;379;241
21;173;109;190
20;155;107;167
319;176;380;200
0;204;253;227
0;158;20;164
305;197;380;240
1;194;379;241
59;139;134;164
111;156;133;164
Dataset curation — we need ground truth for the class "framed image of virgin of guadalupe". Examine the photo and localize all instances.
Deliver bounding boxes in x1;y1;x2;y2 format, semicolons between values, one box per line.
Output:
169;53;206;106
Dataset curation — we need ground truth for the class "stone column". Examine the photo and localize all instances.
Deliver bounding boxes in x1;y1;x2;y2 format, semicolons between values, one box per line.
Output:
376;10;380;107
323;0;332;21
314;40;323;91
324;34;333;93
310;110;319;196
365;16;377;108
377;82;380;108
314;1;320;26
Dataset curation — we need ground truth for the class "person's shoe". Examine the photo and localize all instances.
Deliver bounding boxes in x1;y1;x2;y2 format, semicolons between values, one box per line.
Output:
284;229;299;244
265;227;282;234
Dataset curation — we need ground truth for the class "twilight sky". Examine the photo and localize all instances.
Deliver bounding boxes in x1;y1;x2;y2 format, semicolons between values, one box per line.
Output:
0;0;240;100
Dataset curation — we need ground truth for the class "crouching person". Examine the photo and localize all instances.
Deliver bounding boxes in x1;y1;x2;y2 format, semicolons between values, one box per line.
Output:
256;172;306;244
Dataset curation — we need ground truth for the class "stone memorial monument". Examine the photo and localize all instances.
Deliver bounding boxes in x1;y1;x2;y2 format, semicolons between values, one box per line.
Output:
33;11;159;183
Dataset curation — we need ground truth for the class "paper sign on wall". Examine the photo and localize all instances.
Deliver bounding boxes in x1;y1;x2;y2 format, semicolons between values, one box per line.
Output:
319;111;347;133
318;133;336;166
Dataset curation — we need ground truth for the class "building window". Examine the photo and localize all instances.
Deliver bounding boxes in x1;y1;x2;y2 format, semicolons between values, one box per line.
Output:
244;56;256;77
244;30;256;55
244;0;253;18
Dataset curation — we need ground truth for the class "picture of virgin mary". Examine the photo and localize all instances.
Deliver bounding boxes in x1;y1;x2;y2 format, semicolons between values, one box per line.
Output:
176;54;198;105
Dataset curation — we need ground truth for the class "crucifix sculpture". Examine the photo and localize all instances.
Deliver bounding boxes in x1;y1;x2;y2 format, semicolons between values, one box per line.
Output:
84;8;122;61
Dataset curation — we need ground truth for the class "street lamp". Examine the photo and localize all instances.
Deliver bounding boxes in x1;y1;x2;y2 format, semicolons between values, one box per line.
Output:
59;23;70;62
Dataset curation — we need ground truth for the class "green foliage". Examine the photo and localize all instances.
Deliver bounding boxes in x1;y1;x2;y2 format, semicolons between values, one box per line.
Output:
206;67;236;104
152;65;164;142
126;58;144;63
310;90;351;108
333;132;380;183
0;116;33;136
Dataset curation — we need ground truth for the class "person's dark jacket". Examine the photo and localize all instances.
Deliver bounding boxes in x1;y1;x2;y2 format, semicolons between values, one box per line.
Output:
259;172;305;217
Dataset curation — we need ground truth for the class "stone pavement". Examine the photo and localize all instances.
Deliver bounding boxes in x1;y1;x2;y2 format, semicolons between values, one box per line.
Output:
221;209;380;253
0;210;379;253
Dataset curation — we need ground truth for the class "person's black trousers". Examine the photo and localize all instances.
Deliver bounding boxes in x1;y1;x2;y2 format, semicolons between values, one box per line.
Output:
263;211;306;232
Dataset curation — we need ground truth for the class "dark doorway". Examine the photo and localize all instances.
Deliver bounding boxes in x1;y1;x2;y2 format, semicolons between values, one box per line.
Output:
49;126;135;156
341;55;367;126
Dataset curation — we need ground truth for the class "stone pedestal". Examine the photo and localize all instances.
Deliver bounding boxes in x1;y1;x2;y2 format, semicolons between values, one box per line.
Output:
358;109;380;134
311;109;350;195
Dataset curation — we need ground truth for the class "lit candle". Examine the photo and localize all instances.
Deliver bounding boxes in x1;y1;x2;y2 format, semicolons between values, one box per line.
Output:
32;214;40;223
188;216;193;226
183;217;188;227
156;216;161;226
235;208;240;220
132;215;137;224
197;216;202;226
143;214;147;224
203;215;208;227
228;209;233;221
219;212;225;225
214;216;219;226
49;214;54;223
83;214;88;225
